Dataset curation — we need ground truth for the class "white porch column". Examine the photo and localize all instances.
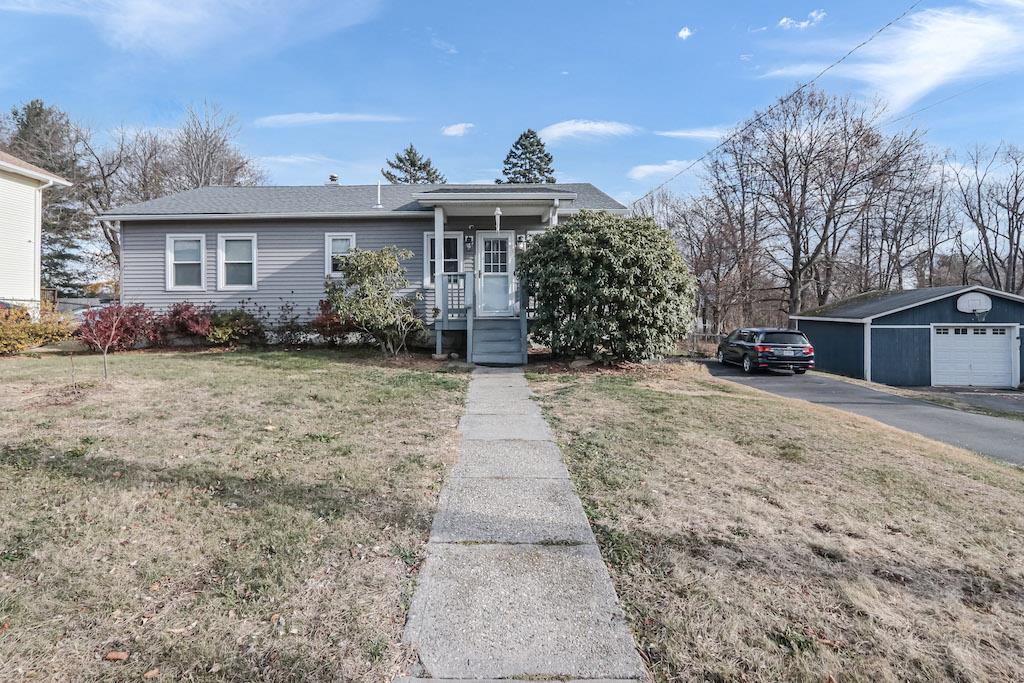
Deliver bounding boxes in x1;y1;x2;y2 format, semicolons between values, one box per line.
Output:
551;198;559;226
433;206;445;357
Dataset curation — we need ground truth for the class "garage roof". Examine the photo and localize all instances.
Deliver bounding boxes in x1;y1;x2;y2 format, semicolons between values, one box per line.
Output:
793;285;1024;322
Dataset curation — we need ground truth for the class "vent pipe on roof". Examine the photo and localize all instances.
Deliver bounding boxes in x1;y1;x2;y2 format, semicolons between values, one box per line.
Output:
326;174;339;185
373;180;383;209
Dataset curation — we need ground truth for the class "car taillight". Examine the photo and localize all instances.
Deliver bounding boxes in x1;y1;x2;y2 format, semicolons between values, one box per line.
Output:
755;345;771;353
804;345;814;355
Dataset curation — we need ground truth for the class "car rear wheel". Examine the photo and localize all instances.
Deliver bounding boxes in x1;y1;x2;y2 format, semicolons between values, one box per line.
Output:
742;355;755;374
717;350;726;365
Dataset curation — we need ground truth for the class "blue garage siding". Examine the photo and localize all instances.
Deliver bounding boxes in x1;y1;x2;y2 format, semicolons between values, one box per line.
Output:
871;328;931;386
873;293;1024;325
795;320;864;378
874;292;1024;386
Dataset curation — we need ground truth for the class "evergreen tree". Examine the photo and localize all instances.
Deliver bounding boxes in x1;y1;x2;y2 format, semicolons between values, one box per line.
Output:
496;129;556;183
381;144;446;184
2;100;90;293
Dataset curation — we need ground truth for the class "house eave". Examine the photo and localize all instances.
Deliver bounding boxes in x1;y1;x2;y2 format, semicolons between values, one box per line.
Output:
102;211;434;222
0;159;72;187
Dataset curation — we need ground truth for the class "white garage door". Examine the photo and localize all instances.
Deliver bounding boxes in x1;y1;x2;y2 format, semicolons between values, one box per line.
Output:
931;326;1015;387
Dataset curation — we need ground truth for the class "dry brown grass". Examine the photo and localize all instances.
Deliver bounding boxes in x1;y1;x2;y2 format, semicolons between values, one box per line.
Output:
0;349;469;681
527;361;1024;683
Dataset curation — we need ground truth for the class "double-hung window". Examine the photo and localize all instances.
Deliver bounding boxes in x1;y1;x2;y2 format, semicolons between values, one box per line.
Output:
325;233;356;277
218;234;257;290
423;232;463;286
166;235;206;291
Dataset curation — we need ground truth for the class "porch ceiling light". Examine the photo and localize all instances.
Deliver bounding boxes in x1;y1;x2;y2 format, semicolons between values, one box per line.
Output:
494;206;502;231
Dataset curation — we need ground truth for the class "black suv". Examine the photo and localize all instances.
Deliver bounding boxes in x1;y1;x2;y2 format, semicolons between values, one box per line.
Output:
717;328;815;374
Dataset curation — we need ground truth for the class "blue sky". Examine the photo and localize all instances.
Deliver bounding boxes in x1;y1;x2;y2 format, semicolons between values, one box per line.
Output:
3;0;1024;204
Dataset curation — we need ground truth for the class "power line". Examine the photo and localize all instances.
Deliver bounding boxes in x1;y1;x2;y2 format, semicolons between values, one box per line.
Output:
632;0;924;208
885;80;995;125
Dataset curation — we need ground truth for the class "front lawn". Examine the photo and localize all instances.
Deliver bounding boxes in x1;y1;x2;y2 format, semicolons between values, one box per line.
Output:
0;349;468;681
528;362;1024;682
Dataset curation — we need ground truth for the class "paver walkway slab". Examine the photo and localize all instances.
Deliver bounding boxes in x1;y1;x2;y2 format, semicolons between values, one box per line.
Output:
454;439;569;479
400;367;646;681
405;543;645;680
431;476;595;544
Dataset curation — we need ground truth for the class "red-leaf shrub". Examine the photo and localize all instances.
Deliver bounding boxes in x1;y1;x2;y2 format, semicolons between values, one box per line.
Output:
77;304;154;352
153;302;213;341
310;299;355;346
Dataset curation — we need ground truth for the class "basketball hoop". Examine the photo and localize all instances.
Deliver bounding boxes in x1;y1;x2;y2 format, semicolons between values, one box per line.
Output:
957;292;992;323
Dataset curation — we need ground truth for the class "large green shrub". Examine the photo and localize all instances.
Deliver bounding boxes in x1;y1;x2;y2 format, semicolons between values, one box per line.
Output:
324;247;424;355
517;210;696;361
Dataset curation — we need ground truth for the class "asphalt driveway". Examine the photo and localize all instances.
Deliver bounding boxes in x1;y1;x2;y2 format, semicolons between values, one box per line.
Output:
703;361;1024;467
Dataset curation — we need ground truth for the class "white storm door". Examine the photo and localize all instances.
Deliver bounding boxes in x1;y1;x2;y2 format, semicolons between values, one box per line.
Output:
477;231;514;316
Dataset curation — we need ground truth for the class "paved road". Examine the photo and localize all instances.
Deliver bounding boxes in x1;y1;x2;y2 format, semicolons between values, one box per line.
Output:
703;361;1024;467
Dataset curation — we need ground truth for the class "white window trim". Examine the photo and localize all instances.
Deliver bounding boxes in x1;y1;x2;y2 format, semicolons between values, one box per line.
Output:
422;231;464;288
324;232;357;277
165;234;207;292
217;233;258;291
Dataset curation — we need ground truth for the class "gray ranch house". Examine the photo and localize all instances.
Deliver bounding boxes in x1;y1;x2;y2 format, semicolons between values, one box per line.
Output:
104;183;626;364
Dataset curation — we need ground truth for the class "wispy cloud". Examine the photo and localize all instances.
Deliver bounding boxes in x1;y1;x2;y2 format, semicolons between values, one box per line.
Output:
0;0;382;58
778;9;826;30
539;119;639;144
655;126;728;141
258;153;338;165
254;112;407;127
766;1;1024;113
677;26;694;40
431;36;457;55
627;159;694;181
441;122;475;137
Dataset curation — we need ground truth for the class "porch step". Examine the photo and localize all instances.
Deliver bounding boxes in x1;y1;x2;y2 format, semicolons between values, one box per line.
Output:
471;317;525;366
474;329;521;343
472;351;526;366
474;339;525;354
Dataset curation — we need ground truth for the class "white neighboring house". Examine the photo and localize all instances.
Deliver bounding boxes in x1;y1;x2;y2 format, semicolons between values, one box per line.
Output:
0;150;72;313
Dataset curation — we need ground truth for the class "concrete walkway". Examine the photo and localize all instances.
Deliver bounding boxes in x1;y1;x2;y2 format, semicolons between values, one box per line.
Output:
400;367;647;682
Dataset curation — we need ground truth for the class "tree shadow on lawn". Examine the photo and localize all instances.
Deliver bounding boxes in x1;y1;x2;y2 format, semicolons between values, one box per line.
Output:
1;440;434;530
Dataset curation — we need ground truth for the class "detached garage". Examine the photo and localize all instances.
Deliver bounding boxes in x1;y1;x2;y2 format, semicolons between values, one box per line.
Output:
791;286;1024;388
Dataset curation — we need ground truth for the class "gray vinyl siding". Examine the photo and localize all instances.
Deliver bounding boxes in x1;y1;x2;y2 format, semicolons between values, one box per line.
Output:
795;319;864;378
870;328;931;386
120;215;548;321
121;217;431;320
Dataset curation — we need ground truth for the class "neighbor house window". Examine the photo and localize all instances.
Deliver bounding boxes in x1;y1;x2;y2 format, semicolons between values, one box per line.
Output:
422;232;463;286
325;233;356;276
166;235;206;291
217;234;257;290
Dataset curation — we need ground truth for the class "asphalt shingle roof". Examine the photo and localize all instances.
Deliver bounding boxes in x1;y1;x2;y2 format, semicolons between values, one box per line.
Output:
104;183;624;217
799;286;969;319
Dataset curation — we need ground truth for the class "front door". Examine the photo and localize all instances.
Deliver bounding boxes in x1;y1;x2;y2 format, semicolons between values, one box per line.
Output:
477;231;515;316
